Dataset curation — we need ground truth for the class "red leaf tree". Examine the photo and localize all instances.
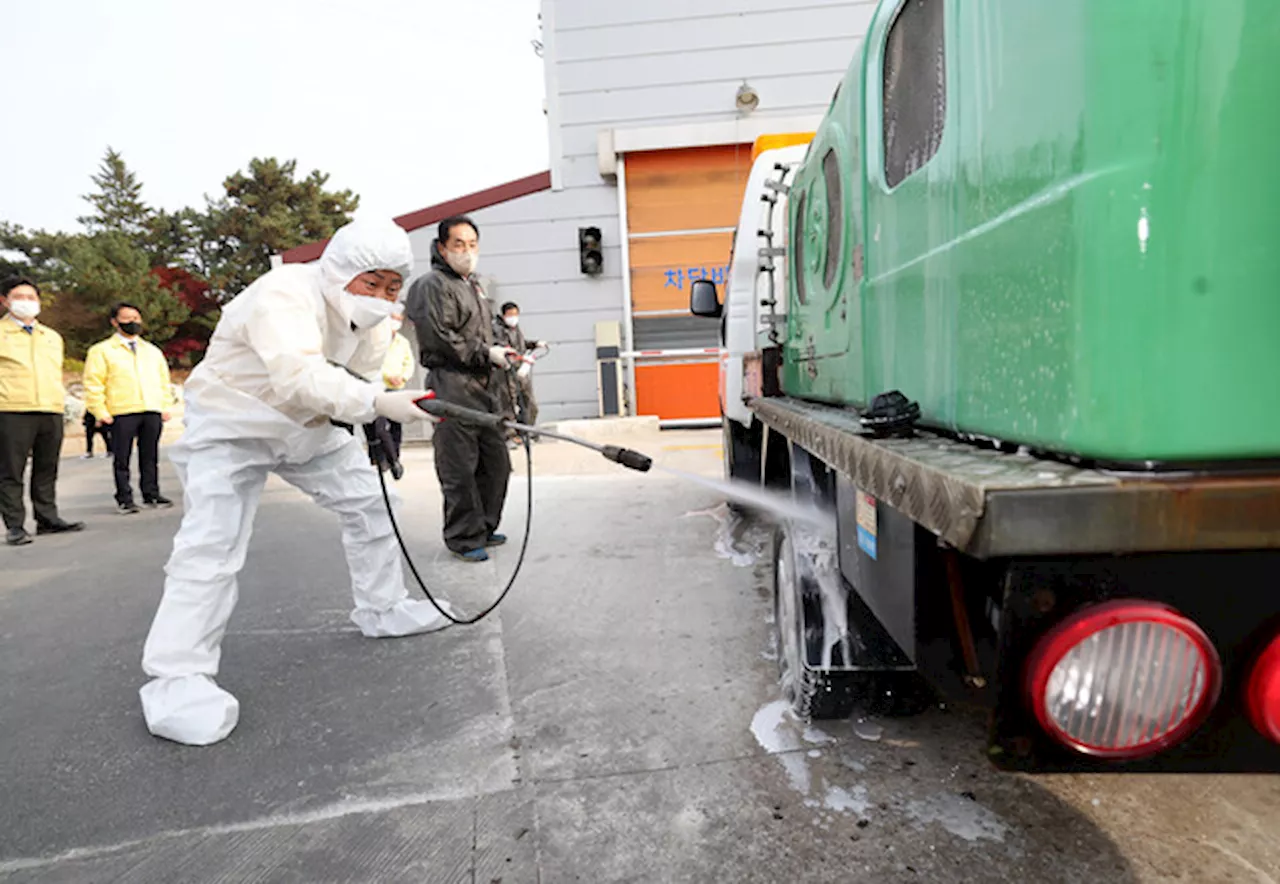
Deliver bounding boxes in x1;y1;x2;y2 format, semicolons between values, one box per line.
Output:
153;266;219;366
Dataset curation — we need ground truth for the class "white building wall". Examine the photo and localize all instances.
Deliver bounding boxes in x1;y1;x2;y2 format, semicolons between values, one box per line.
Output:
550;0;875;171
403;0;877;423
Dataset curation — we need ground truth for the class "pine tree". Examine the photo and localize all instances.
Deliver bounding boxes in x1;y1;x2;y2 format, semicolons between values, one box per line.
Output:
204;157;358;300
79;148;151;240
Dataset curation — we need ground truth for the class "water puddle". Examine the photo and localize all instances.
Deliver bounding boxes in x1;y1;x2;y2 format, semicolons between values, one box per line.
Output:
750;701;813;795
824;784;871;816
750;700;801;754
853;718;884;742
750;700;872;821
803;725;836;746
904;793;1009;843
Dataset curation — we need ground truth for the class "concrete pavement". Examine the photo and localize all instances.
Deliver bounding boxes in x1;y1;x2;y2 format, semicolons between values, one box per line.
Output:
0;428;1277;883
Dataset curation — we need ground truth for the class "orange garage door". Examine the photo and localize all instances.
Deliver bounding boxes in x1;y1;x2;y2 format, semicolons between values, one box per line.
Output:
625;144;752;422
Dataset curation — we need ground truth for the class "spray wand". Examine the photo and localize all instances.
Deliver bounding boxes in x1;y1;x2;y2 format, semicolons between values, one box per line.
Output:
413;392;652;472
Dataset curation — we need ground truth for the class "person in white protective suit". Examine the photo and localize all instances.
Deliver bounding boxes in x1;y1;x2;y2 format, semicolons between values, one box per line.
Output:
139;217;453;746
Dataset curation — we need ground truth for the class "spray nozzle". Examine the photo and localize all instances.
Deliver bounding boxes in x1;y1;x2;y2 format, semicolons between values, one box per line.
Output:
601;445;653;472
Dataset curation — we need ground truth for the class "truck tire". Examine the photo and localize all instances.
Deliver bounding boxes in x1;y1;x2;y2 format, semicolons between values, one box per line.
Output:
772;524;931;720
723;418;763;484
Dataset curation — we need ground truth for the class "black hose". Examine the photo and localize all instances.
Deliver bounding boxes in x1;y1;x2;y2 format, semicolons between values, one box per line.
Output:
375;377;651;627
375;427;534;628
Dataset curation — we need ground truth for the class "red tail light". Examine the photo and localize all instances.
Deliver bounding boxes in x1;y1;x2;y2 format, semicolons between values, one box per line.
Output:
1025;601;1222;759
1244;634;1280;744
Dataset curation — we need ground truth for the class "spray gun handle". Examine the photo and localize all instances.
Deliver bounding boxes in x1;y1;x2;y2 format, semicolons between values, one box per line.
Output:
414;393;508;431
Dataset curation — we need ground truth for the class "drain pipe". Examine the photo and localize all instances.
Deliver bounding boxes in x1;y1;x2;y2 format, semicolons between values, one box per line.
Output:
616;155;637;416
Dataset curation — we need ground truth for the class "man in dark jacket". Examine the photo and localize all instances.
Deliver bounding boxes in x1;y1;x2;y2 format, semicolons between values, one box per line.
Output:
405;216;517;562
493;301;545;442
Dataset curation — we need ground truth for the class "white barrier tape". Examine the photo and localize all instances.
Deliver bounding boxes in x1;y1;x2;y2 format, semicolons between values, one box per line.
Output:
621;348;722;359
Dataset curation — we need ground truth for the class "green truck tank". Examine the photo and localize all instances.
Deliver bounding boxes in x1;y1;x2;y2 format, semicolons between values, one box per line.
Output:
783;0;1280;465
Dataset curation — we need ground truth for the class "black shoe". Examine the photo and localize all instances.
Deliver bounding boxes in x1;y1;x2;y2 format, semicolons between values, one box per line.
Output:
36;520;85;535
117;502;140;515
144;496;174;508
6;528;32;546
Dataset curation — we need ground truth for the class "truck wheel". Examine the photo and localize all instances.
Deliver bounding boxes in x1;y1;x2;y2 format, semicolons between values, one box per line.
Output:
772;524;931;720
774;525;856;719
723;418;763;484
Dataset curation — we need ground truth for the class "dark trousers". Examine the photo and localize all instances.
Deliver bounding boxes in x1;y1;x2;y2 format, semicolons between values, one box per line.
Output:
0;412;65;530
83;413;112;455
516;377;538;428
432;419;510;553
500;376;539;439
111;411;163;505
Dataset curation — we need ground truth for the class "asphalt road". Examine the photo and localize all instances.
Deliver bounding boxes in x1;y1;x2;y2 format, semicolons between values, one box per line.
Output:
1;428;1277;883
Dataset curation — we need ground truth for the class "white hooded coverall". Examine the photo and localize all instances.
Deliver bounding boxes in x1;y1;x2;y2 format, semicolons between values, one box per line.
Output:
139;218;449;746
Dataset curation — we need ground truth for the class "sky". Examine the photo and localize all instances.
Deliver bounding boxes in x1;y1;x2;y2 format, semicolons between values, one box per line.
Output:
0;0;549;233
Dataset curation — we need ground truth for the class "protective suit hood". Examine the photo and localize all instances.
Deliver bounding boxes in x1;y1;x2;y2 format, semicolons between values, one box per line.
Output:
318;218;415;313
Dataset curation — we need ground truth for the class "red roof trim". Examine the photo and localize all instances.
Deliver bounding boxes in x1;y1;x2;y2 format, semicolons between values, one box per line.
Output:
280;170;553;264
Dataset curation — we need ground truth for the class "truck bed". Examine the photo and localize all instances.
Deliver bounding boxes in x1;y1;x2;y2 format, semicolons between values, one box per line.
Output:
752;396;1280;558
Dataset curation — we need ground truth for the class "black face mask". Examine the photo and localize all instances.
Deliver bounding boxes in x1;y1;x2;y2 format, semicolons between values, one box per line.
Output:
118;321;142;336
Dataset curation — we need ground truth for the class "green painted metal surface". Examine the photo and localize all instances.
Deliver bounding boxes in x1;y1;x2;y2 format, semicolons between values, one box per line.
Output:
783;0;1280;463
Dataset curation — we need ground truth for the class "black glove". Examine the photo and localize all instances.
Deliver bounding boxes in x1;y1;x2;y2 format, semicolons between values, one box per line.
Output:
363;419;404;480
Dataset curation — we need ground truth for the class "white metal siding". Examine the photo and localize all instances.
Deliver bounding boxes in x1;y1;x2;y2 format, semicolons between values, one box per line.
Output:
554;1;873;132
552;0;861;30
402;0;875;423
558;38;863;95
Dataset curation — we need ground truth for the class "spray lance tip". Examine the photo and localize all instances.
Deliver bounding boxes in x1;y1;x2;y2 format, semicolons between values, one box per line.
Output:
601;445;652;472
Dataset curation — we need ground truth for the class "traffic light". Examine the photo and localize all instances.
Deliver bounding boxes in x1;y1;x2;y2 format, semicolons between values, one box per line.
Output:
579;226;603;275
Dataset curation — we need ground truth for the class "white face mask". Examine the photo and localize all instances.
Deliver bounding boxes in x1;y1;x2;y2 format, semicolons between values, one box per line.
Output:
503;315;519;328
445;249;478;277
8;299;39;321
338;292;398;330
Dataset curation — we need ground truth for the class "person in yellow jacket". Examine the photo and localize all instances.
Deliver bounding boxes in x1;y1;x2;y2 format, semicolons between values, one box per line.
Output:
83;303;176;514
0;277;85;546
378;303;416;465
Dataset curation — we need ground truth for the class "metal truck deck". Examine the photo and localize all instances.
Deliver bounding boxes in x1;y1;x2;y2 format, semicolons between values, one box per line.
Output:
752;396;1280;558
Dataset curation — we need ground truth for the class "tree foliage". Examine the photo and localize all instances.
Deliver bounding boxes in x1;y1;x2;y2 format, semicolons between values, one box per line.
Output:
203;158;358;300
1;149;359;360
2;225;190;354
79;147;151;240
153;266;219;366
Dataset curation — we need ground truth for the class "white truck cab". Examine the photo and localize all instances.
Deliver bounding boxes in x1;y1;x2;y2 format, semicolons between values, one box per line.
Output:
691;136;811;481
